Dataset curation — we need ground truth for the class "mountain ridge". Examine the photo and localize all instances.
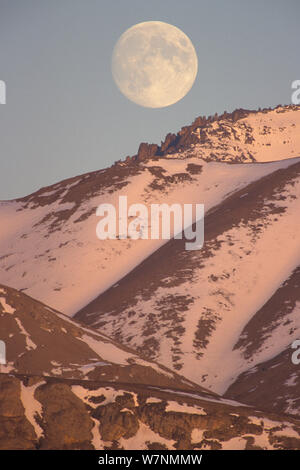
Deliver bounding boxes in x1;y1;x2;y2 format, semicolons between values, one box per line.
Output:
1;103;300;449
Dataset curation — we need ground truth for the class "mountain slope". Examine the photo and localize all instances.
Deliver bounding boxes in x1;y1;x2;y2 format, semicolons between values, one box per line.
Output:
0;106;299;315
1;104;300;448
76;159;300;415
224;264;300;417
2;286;300;450
0;284;205;392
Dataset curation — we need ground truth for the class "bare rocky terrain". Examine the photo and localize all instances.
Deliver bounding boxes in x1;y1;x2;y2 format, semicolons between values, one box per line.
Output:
2;371;300;450
2;285;300;450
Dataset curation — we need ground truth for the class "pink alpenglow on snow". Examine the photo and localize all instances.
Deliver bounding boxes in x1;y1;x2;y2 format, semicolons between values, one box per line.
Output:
96;196;204;251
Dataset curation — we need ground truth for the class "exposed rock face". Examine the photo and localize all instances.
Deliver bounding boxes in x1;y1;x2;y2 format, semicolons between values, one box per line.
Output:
35;382;94;450
93;393;139;441
132;108;255;161
131;104;300;162
0;375;36;450
137;143;159;161
160;133;177;153
133;109;254;159
1;373;300;450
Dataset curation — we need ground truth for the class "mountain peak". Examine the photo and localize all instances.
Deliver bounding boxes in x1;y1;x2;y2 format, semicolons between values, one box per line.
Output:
125;104;300;164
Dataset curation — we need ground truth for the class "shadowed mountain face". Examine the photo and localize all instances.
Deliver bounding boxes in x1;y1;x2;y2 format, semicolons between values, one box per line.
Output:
224;265;300;417
0;284;207;392
1;105;300;449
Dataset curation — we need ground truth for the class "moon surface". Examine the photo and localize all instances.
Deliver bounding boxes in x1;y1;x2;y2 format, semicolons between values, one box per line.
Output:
112;21;198;108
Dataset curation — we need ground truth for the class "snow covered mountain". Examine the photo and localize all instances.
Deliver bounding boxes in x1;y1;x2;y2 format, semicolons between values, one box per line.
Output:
224;264;300;417
1;104;300;449
0;105;300;316
75;159;300;407
156;105;300;164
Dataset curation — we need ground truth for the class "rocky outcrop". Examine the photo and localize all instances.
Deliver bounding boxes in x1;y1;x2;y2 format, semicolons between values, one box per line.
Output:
0;375;36;449
35;382;94;449
1;373;300;450
126;105;300;164
137;143;159;161
132;109;255;161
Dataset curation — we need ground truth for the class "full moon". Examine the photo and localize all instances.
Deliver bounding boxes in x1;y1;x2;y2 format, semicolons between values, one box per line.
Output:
112;21;198;108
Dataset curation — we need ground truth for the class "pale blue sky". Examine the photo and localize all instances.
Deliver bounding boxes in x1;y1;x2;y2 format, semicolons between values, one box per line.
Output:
0;0;299;199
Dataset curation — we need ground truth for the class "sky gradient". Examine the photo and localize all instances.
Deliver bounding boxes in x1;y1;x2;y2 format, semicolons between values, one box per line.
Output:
0;0;299;199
